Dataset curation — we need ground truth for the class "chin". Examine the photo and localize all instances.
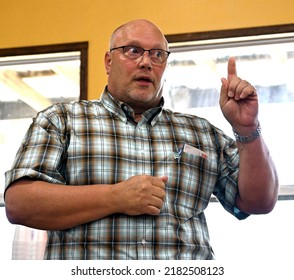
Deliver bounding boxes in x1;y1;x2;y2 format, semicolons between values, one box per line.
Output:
130;90;154;100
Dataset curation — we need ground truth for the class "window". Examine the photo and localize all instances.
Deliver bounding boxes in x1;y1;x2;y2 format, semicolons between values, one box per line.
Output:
165;24;294;198
164;24;294;262
0;42;88;259
0;42;88;197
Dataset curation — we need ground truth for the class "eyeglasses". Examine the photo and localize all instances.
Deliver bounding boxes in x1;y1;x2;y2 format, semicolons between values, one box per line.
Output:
110;45;170;64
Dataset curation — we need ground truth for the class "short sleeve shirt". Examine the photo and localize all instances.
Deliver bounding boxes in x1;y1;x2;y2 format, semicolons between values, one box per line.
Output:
5;88;249;259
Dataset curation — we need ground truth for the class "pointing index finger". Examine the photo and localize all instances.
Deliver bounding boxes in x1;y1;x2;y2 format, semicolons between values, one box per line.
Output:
227;57;237;82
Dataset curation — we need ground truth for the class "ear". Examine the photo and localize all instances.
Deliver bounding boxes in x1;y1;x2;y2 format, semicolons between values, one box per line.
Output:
104;51;112;75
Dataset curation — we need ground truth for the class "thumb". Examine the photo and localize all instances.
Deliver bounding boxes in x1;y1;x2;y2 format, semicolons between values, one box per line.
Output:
221;77;228;89
159;175;168;183
220;78;229;106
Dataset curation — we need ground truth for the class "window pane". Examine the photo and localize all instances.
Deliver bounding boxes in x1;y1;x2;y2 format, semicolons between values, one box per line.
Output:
0;51;81;192
163;34;294;188
206;199;294;260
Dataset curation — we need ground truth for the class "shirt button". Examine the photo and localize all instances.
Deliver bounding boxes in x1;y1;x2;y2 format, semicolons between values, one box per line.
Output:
141;239;147;246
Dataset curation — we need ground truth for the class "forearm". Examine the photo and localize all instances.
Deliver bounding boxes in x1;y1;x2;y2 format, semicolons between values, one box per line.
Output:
5;175;167;231
235;136;279;214
5;179;118;230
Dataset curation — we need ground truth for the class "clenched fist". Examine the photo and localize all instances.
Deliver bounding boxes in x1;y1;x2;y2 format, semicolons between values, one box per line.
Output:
113;175;168;216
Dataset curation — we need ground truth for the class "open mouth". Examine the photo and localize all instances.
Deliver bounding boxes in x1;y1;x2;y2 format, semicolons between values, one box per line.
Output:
135;76;153;84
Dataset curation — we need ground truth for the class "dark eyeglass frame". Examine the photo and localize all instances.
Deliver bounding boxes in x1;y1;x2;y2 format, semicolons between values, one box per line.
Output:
110;45;170;64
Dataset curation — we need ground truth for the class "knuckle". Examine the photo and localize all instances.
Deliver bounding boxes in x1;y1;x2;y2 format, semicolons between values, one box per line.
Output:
149;207;160;215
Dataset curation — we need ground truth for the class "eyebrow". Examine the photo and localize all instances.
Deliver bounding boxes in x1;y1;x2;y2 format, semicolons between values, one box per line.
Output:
123;40;167;50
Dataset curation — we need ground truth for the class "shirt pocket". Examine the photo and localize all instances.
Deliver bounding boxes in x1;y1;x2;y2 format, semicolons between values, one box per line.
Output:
163;150;213;219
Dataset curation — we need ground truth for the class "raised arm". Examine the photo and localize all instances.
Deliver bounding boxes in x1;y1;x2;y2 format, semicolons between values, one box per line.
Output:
220;57;279;214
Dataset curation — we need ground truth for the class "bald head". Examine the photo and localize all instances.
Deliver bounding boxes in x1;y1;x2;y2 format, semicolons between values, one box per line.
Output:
109;19;168;50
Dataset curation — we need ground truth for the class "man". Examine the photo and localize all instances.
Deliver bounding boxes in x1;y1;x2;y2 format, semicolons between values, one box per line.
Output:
4;19;278;259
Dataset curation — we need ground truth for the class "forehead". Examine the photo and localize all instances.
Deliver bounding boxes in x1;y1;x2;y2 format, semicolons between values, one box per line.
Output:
112;21;168;49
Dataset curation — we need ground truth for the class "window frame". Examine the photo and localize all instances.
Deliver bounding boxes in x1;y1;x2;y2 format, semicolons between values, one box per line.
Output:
0;42;88;207
0;41;88;100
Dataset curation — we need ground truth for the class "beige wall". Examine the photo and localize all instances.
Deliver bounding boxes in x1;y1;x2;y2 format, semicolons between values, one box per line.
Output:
1;0;294;100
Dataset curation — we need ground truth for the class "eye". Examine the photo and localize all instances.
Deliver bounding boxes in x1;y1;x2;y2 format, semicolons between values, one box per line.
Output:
127;46;140;54
153;50;163;58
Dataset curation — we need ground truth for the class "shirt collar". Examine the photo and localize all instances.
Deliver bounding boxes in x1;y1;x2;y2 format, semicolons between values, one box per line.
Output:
101;87;164;126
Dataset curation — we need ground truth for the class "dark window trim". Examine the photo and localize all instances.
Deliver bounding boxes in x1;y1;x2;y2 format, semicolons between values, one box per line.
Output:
0;42;88;100
166;23;294;44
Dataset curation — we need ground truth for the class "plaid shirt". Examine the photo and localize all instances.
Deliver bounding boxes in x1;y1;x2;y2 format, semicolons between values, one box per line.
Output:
5;88;248;260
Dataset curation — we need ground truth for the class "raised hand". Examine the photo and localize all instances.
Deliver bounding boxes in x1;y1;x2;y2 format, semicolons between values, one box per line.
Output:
220;57;259;134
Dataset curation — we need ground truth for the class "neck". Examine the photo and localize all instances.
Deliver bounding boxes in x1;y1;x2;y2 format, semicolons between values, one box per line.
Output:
134;114;142;122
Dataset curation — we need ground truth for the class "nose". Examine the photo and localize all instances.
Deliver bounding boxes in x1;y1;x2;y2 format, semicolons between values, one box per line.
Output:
138;51;152;70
